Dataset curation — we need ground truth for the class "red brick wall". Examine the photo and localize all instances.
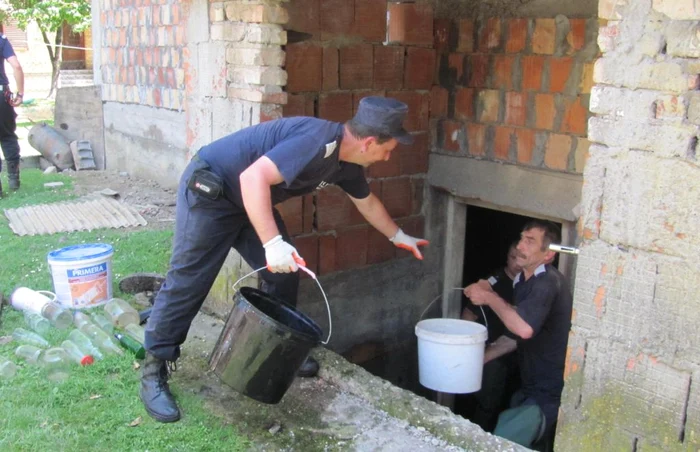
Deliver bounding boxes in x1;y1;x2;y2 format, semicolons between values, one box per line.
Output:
99;0;188;109
432;16;596;173
280;0;432;277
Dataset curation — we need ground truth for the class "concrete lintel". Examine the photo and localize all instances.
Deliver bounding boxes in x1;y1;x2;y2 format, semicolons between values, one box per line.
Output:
428;154;583;222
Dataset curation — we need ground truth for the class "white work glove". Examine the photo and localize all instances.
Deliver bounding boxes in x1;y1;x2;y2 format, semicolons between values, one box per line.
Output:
263;235;305;273
389;228;429;260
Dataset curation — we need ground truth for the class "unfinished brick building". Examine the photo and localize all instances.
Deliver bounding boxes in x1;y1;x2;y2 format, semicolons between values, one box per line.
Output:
87;0;700;449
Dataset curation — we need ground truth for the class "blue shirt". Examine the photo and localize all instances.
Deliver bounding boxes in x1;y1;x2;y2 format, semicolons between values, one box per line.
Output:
198;117;370;207
0;35;16;86
511;264;573;426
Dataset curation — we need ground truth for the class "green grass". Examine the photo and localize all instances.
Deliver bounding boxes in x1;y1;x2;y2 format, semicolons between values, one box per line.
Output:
0;311;247;451
0;170;247;450
0;170;174;296
17;120;54;128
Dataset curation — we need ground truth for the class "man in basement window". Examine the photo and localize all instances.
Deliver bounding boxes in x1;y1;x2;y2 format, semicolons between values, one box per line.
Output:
464;220;572;448
140;96;429;423
461;241;522;432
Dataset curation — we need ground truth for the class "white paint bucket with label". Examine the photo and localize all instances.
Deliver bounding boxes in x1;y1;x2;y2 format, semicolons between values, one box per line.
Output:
415;318;488;394
47;243;114;309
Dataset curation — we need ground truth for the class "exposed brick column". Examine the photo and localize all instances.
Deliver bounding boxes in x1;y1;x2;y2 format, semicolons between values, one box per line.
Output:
187;1;288;152
557;1;700;449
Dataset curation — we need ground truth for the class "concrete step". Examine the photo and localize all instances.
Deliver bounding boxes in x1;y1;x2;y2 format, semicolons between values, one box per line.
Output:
61;69;93;76
61;73;93;80
59;80;94;87
0;150;41;169
19;154;41;169
58;70;94;87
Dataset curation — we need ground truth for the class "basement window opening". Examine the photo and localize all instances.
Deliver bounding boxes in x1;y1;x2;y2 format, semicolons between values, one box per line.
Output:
342;204;566;414
454;204;561;429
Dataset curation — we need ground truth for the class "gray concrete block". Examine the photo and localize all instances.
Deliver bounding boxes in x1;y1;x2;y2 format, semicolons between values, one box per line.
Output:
186;0;210;44
595;57;696;94
589;86;658;120
54;86;106;170
666;21;700;58
688;92;700;125
196;42;228;98
212;98;261;141
599;152;700;260
589;116;697;157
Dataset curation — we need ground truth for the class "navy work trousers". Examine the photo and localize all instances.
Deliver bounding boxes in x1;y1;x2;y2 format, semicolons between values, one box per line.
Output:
144;158;299;362
0;89;19;172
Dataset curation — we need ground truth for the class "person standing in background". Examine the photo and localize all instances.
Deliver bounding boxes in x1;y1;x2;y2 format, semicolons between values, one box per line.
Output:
0;31;24;197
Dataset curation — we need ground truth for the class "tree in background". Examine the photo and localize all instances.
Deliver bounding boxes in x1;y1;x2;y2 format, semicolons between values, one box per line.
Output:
1;0;91;97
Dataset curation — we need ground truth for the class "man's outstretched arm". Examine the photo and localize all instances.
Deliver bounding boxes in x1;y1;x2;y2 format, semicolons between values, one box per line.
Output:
348;192;429;259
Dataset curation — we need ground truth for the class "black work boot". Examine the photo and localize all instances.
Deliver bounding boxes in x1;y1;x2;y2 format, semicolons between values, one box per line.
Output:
140;353;181;423
7;160;19;191
297;356;319;378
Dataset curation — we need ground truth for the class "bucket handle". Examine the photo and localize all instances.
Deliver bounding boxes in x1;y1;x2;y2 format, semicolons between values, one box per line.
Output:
232;265;332;345
37;290;58;303
419;288;489;332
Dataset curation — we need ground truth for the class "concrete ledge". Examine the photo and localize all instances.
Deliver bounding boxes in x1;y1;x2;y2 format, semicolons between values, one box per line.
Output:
182;312;526;450
428;154;583;222
314;347;527;451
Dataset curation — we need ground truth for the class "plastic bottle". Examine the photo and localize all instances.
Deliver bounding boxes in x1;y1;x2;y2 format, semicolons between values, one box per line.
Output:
103;298;140;327
15;344;43;364
73;311;94;330
61;340;94;366
0;358;17;379
114;333;145;359
90;312;114;334
10;287;72;329
79;324;124;356
124;323;145;344
42;302;73;329
41;348;71;382
67;329;104;360
12;328;49;347
24;311;50;335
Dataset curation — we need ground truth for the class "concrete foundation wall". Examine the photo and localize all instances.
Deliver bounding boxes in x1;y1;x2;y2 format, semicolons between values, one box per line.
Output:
102;102;189;185
556;1;700;450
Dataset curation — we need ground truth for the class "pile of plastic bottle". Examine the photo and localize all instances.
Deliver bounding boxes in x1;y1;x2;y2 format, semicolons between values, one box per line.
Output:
0;287;146;382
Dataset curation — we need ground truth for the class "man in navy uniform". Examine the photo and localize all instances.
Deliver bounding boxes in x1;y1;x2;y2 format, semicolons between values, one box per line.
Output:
464;220;572;447
141;97;429;422
0;33;24;197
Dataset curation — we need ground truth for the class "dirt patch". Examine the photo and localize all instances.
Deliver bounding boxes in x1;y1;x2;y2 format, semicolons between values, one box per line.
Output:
68;169;177;230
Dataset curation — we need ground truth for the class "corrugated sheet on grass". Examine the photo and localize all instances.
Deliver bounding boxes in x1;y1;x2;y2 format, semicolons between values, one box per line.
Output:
4;196;147;236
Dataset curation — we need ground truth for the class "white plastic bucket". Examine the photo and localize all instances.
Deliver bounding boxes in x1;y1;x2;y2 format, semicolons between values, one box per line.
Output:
415;319;488;394
47;243;114;309
10;287;57;315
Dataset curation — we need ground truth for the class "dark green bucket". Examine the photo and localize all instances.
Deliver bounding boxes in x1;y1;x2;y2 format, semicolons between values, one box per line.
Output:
208;287;322;404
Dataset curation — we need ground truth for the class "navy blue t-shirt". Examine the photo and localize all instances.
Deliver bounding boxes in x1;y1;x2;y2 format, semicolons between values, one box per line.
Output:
0;36;16;86
511;264;572;426
198;117;370;207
